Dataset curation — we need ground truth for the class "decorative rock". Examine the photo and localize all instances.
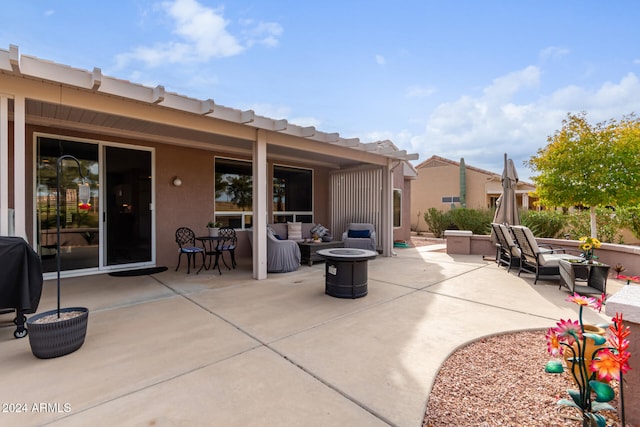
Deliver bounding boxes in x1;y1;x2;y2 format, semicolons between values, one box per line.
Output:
544;360;564;373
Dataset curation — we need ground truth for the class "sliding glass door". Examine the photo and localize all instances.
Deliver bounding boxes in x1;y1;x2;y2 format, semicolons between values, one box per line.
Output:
105;146;152;266
36;136;154;273
36;138;99;273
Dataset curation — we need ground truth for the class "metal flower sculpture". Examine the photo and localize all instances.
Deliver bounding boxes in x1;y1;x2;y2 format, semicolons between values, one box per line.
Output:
545;293;631;427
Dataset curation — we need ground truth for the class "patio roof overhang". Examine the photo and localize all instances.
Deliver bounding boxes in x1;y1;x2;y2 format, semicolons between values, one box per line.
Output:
1;44;419;279
0;45;418;169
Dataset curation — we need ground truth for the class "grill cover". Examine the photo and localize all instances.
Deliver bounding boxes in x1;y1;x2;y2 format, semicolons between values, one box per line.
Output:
0;236;43;313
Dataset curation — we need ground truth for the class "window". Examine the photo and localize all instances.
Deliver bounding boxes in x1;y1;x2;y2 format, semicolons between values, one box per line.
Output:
273;165;313;223
441;196;460;204
393;189;402;228
215;158;253;228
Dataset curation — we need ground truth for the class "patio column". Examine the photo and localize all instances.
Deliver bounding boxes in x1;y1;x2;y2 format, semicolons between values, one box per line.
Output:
380;160;392;257
13;95;26;240
606;286;640;425
0;94;9;236
252;129;268;280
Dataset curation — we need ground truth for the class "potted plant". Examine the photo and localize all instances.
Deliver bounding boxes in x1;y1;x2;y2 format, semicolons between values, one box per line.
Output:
207;221;221;237
26;154;90;359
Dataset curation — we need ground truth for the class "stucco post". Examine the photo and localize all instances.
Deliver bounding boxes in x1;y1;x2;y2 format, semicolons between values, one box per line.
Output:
252;129;268;280
0;94;8;236
444;230;472;254
605;285;640;425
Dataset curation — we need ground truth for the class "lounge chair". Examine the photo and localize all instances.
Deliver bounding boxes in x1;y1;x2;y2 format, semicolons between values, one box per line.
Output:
510;225;582;284
491;223;520;272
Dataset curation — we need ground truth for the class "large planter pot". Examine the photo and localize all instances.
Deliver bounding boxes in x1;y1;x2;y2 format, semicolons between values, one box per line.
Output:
563;324;607;387
26;307;89;359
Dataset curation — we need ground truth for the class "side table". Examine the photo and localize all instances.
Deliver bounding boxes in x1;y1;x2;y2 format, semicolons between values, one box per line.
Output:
559;259;609;295
297;240;343;266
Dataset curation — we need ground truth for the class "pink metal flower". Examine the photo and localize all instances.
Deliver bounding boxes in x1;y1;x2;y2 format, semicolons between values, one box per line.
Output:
617;274;640;285
566;293;596;307
590;349;621;381
555;319;582;344
545;327;563;356
593;293;607;313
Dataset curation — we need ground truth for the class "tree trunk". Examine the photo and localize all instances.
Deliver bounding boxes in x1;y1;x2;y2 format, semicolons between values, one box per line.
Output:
590;206;597;238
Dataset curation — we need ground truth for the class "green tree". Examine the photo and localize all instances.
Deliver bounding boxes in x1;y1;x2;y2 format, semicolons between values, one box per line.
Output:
527;112;640;238
226;175;253;211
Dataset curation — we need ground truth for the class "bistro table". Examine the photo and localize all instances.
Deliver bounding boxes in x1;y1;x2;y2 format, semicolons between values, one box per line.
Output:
317;248;377;298
559;259;610;295
196;236;225;275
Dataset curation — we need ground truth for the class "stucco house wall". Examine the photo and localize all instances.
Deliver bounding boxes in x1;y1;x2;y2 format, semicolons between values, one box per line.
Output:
411;155;536;232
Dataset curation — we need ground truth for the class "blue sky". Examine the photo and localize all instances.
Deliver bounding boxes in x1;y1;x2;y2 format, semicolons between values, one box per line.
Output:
3;0;640;180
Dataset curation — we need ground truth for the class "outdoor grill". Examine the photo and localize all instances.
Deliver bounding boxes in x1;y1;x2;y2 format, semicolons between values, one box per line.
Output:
0;236;43;338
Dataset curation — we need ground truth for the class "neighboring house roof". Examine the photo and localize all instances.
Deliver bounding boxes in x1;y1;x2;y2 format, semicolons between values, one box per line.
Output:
416;155;500;178
416;154;534;187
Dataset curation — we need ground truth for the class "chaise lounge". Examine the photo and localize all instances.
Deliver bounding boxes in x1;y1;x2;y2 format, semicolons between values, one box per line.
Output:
510;225;582;284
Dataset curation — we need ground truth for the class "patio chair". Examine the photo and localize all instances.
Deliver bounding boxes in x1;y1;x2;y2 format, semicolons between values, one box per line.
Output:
491;223;520;272
342;223;377;252
218;226;237;269
175;227;205;274
246;227;301;273
509;225;582;284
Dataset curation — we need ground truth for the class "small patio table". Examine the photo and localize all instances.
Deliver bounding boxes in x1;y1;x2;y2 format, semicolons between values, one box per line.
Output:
196;236;225;274
317;248;377;299
297;240;343;266
559;259;609;295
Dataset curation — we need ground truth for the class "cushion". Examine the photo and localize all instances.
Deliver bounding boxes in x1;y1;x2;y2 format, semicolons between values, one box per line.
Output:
310;224;329;237
348;229;371;238
287;222;302;240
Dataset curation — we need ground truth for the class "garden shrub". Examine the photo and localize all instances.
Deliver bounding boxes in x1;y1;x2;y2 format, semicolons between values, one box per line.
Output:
447;208;493;235
519;210;567;238
618;206;640;239
565;208;624;243
423;208;452;238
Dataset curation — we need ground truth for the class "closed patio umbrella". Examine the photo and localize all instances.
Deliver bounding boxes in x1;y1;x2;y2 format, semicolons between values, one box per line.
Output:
491;153;520;244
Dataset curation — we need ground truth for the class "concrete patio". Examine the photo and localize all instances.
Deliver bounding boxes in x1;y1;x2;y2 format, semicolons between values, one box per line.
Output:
0;245;623;427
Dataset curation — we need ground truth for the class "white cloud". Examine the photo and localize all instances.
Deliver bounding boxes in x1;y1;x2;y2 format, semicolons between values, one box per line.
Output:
406;85;437;98
540;46;570;60
394;68;640;178
116;0;281;68
375;54;386;65
241;19;283;48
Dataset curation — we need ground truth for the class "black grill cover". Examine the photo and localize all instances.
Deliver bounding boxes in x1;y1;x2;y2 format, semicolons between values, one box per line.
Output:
0;237;43;313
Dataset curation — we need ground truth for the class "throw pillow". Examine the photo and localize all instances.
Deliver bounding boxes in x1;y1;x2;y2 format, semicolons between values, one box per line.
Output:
287;222;303;240
348;229;371;238
310;224;329;237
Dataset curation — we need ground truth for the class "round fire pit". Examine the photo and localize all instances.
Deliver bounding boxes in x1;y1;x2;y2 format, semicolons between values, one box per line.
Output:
317;248;377;298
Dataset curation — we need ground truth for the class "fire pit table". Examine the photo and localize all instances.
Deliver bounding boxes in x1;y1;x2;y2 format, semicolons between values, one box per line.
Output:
317;248;377;298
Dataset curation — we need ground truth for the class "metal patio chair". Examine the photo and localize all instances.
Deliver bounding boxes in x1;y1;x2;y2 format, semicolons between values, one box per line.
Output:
175;227;205;274
217;226;237;269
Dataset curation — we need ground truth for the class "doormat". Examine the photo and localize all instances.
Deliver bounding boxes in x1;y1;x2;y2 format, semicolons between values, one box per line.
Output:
108;267;168;277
